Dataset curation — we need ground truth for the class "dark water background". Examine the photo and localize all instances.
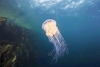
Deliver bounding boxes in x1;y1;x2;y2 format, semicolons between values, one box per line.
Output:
0;0;100;67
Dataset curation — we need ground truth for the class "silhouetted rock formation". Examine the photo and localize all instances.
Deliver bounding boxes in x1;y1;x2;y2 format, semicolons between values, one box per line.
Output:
0;17;38;67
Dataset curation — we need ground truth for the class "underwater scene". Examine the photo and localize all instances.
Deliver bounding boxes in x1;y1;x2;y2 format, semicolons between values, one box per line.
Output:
0;0;100;67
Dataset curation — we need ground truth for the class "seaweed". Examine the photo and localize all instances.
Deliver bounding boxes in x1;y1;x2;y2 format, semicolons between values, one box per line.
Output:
0;17;38;67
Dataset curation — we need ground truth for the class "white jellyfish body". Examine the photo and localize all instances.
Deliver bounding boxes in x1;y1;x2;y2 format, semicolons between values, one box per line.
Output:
42;19;68;62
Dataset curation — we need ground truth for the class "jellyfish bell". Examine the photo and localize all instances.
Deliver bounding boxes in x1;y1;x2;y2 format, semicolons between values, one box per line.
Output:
42;19;69;63
42;19;57;37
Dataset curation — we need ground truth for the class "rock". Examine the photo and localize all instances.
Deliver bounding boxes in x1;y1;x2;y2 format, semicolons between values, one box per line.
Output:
0;17;38;67
0;17;7;22
0;17;7;26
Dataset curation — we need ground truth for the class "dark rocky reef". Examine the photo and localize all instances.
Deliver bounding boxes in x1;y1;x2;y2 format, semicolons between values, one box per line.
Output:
0;17;38;67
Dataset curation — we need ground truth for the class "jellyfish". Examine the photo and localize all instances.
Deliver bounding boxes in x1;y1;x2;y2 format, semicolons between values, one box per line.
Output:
42;19;69;63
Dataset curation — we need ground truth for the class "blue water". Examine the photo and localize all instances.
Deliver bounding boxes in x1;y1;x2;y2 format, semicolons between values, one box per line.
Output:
35;3;100;67
4;0;100;67
18;0;100;67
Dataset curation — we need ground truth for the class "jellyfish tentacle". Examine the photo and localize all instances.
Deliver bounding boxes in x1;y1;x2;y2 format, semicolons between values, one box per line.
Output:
42;19;69;63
